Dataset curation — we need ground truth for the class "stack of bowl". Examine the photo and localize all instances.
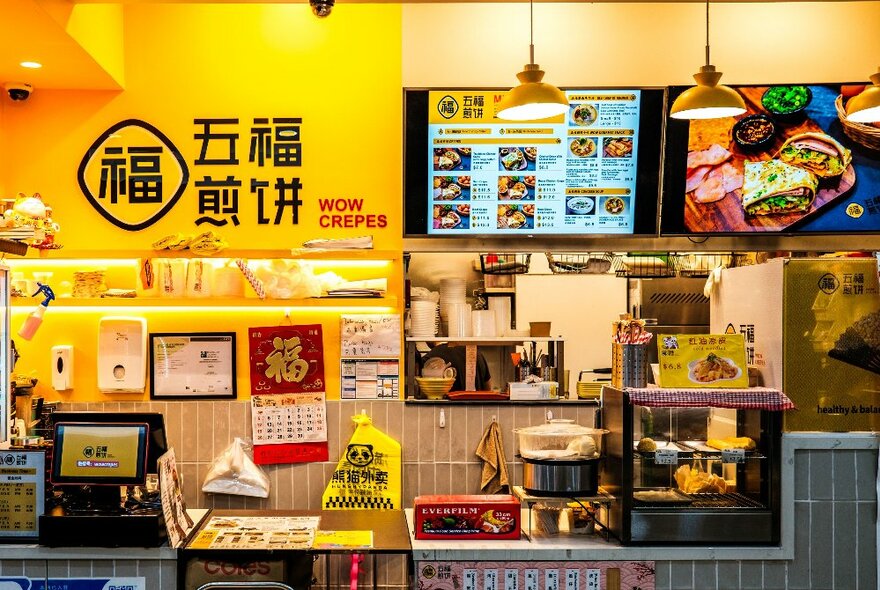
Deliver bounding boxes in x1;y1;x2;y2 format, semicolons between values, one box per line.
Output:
415;376;455;400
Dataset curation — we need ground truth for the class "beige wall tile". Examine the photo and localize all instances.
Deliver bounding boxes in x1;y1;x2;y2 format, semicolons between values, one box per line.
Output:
418;462;435;498
179;403;198;462
402;405;419;461
446;406;466;461
162;402;182;456
434;462;451;495
434;410;451;463
417;406;436;462
211;401;231;463
179;462;199;508
196;401;214;462
274;464;293;510
465;462;482;494
327;400;342;460
118;402;136;412
307;463;326;509
466;406;485;463
403;462;419;506
385;400;404;446
369;401;388;432
498;405;515;462
229;400;248;438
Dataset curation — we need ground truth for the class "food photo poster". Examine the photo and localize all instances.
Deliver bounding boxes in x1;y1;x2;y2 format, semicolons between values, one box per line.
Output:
664;83;880;234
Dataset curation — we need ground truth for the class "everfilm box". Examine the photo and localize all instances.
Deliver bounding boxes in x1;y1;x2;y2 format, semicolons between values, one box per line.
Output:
414;494;520;540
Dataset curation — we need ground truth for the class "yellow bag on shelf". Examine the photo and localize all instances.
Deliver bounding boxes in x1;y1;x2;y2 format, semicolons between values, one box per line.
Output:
322;412;401;510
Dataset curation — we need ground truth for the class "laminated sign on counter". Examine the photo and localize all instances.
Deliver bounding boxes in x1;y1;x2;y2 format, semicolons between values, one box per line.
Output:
322;413;401;510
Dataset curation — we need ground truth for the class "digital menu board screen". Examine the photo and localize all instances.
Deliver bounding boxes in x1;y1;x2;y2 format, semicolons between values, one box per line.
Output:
404;88;665;236
662;83;880;234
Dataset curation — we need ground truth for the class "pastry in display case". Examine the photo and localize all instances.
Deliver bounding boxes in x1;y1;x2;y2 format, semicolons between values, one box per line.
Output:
600;386;785;545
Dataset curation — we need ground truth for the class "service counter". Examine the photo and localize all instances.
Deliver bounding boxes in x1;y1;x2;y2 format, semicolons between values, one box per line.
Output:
409;432;879;590
0;434;876;590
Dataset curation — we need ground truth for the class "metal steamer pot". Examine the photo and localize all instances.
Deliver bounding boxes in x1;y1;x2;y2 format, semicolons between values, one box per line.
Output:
520;455;602;497
513;419;608;497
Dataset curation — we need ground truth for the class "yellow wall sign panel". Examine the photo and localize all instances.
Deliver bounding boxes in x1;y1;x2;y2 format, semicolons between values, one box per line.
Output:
657;334;750;389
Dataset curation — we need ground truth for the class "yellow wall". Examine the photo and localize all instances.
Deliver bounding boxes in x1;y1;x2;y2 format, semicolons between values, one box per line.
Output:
3;3;403;402
5;0;880;402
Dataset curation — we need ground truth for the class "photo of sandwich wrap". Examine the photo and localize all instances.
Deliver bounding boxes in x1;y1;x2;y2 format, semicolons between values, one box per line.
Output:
777;132;853;179
741;159;819;216
680;84;872;233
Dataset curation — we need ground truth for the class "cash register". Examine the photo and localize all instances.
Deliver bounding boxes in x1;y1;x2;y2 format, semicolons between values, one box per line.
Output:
39;412;169;547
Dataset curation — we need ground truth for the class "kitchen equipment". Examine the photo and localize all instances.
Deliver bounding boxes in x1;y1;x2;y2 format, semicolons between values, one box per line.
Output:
577;368;610;400
514;419;608;496
601;386;782;545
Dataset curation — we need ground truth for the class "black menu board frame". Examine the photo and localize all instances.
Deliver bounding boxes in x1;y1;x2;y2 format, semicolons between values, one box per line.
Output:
403;87;666;238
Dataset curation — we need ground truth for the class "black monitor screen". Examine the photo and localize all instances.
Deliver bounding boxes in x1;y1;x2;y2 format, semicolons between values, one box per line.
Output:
404;87;665;236
661;82;880;235
51;422;148;486
51;412;167;474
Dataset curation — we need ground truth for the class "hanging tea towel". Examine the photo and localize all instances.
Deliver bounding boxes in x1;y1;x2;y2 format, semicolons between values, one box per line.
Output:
475;421;510;494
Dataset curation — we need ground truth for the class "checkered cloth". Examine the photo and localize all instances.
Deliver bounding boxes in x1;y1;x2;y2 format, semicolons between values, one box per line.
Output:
624;387;796;411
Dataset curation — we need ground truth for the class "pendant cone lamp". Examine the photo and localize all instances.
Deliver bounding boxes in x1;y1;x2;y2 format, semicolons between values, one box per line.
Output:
670;1;746;120
496;0;568;121
846;67;880;123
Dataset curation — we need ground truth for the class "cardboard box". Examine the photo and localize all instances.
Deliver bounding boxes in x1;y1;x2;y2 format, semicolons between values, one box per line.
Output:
509;381;558;400
414;494;520;540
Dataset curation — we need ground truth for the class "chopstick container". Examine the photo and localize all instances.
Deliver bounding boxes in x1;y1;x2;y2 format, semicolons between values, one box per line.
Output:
612;343;648;388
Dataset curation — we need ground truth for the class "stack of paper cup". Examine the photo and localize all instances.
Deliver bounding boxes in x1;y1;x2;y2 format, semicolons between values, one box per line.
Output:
410;300;439;337
439;278;467;324
488;297;512;337
471;309;497;337
447;303;472;337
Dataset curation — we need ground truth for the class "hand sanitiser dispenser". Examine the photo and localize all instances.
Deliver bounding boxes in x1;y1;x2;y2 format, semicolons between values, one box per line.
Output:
98;317;147;393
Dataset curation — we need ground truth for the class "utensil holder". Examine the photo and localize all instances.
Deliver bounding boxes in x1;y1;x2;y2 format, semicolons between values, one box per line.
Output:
612;343;648;389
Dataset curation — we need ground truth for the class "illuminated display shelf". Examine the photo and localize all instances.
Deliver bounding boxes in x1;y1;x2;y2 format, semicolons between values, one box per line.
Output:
14;248;400;261
10;296;397;308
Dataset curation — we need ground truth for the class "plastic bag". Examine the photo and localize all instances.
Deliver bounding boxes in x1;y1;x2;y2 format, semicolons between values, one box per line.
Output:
202;437;270;498
322;413;401;509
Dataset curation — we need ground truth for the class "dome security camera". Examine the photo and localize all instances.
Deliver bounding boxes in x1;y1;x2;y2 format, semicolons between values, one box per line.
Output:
310;0;334;17
4;82;33;102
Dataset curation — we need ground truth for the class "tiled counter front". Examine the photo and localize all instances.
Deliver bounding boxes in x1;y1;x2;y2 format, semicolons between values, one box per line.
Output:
34;401;879;590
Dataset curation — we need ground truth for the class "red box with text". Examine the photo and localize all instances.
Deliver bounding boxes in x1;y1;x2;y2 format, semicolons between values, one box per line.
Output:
414;494;521;540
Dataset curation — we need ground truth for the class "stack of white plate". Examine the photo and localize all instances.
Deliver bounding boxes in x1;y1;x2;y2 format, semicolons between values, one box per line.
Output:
439;278;467;324
410;300;439;337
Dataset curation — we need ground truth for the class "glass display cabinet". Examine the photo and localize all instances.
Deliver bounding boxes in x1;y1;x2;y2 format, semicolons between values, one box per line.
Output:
600;386;782;545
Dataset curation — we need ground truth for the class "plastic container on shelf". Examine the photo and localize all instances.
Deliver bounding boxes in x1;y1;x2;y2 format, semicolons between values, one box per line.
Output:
513;419;608;460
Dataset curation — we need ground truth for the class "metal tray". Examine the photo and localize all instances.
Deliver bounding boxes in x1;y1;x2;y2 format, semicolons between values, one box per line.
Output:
632;488;694;506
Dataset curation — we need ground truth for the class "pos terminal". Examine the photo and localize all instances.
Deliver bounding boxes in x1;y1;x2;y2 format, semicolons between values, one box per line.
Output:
39;414;169;547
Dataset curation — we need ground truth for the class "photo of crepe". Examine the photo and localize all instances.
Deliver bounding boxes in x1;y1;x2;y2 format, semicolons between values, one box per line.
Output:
778;132;853;179
741;159;818;216
828;310;880;375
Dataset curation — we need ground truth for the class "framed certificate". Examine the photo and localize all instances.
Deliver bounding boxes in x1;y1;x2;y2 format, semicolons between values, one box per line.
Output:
150;332;237;399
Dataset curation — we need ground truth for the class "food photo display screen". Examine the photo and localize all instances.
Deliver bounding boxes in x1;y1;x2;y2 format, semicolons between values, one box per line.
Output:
662;83;880;234
403;88;665;236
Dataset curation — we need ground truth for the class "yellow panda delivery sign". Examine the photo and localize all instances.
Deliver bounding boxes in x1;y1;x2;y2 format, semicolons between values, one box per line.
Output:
323;413;401;509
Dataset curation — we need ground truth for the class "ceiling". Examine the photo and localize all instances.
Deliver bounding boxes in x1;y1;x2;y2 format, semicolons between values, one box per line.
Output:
0;0;121;90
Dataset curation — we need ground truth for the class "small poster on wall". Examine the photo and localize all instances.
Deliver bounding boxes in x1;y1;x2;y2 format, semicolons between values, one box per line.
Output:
341;314;401;357
249;324;325;394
